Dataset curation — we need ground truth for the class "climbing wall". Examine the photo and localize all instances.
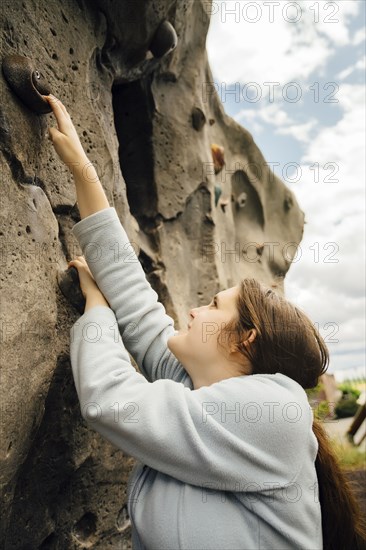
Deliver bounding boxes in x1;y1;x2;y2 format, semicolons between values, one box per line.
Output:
0;0;304;547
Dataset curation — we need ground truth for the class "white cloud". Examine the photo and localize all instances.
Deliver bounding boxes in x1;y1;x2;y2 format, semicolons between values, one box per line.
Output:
286;84;365;225
237;102;296;124
206;0;361;86
237;106;318;144
237;103;318;143
275;118;318;143
284;82;365;371
352;26;366;46
312;0;360;47
336;66;355;80
298;84;365;212
206;3;365;373
336;55;366;80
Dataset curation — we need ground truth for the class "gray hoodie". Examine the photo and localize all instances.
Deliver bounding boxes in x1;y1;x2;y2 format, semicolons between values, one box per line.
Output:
69;207;323;549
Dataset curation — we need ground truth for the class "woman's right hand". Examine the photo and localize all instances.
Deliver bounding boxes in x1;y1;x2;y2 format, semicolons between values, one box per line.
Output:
43;94;89;169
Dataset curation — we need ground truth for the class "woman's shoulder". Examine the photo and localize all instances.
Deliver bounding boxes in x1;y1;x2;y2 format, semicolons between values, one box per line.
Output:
204;371;308;400
250;371;308;394
193;372;313;428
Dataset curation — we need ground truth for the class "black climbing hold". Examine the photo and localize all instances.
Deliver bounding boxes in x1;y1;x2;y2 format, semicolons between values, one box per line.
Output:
149;20;178;58
191;107;206;131
57;266;85;314
2;54;52;114
283;193;293;211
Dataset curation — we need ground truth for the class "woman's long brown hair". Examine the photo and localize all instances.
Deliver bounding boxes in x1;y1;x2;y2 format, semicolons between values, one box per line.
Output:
218;278;366;550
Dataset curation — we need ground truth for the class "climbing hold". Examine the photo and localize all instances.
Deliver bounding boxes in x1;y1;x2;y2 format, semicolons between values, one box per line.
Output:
209;119;215;126
57;266;85;314
283;193;293;212
149;20;178;58
2;54;52;114
191;107;206;131
219;196;229;213
236;191;247;208
211;143;225;174
214;184;222;206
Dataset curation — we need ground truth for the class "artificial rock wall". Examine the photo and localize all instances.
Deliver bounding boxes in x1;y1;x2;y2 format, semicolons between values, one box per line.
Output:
0;0;304;547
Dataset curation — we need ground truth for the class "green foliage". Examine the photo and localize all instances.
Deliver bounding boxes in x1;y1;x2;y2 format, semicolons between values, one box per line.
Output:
335;396;360;419
313;400;336;421
337;383;361;400
306;378;364;422
329;438;366;470
305;381;324;400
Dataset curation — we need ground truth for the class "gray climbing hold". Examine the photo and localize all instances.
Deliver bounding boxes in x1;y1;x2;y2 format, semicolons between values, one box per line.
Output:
149;20;178;58
236;192;247;208
2;54;52;114
191;107;206;131
57;266;85;314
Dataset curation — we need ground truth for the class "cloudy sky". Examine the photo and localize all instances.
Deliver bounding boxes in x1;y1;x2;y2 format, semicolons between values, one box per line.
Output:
206;0;365;380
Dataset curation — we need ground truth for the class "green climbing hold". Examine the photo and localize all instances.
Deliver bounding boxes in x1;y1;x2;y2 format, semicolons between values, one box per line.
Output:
214;185;222;207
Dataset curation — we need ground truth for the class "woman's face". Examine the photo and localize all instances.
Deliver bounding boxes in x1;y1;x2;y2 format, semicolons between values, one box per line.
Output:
167;285;245;388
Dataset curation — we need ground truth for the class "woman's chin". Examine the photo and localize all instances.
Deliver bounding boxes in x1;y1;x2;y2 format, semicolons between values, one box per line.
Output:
167;330;187;350
173;328;189;335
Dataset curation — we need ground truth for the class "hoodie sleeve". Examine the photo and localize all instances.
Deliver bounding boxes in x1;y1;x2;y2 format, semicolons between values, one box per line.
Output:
70;207;192;388
70;305;311;492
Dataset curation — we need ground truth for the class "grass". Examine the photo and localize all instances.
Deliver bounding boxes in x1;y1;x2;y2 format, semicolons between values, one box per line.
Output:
328;437;366;471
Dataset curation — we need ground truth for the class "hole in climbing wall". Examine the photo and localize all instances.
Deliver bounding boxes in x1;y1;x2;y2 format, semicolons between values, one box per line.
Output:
231;170;264;228
230;169;265;256
111;76;157;229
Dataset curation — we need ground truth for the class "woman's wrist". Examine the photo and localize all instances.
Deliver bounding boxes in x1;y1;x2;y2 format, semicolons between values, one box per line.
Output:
84;292;110;312
70;156;110;219
70;154;92;178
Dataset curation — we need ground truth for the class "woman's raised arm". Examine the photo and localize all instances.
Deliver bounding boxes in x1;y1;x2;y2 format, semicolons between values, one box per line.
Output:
45;94;192;386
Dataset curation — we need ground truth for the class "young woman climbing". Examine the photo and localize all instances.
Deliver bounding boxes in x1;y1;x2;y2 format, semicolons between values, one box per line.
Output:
44;93;366;550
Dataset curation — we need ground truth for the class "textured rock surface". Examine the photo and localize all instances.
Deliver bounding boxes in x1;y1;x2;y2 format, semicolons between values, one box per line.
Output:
0;0;304;547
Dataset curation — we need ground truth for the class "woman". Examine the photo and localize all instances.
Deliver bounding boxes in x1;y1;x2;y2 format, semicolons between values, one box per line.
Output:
44;94;366;550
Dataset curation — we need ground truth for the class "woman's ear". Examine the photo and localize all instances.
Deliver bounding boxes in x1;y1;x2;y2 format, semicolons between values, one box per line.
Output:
243;328;257;347
228;328;257;354
247;328;257;343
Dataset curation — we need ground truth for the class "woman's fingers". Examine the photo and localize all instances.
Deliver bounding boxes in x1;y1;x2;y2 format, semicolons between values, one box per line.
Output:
44;94;70;134
68;256;91;272
68;255;84;265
